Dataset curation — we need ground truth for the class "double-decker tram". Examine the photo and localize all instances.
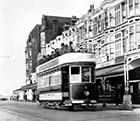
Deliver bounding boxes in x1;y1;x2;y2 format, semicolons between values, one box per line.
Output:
36;52;97;110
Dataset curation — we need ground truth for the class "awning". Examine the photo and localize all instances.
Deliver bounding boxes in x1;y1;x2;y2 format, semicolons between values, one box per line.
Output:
22;83;37;90
96;64;124;77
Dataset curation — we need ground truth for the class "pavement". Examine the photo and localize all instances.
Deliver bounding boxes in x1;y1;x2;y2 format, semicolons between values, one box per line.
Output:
132;104;140;114
0;110;30;121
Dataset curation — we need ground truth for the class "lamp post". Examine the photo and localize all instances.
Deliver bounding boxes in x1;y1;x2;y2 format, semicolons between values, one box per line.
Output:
124;57;129;94
123;54;132;109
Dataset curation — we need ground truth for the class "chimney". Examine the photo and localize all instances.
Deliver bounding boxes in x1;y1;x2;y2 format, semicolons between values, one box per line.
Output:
63;23;70;31
88;4;95;13
72;16;78;25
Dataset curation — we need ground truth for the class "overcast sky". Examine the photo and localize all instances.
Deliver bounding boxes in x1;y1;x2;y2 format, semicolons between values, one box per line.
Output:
0;0;102;96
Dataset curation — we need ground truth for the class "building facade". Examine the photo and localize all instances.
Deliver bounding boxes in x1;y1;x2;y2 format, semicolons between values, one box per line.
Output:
76;0;140;104
25;24;41;85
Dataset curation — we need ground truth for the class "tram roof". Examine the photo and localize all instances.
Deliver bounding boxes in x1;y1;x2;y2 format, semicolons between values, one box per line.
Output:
36;52;96;74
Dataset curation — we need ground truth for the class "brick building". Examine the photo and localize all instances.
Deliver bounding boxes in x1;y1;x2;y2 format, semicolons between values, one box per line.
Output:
25;24;41;85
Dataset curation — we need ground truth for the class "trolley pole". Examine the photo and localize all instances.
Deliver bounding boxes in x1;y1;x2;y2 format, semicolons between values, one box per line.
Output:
123;54;132;110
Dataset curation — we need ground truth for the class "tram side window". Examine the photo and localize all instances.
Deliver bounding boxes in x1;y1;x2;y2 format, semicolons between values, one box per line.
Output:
82;67;90;82
55;75;61;84
71;67;80;75
38;76;41;88
46;76;49;87
49;76;51;86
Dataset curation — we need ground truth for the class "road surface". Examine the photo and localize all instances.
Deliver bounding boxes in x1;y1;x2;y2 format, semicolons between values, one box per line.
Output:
0;101;140;121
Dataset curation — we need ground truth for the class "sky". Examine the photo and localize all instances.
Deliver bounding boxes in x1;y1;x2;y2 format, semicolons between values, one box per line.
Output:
0;0;102;96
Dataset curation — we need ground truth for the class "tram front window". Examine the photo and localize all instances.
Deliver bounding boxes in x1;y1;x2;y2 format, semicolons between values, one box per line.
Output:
82;67;90;82
71;67;80;75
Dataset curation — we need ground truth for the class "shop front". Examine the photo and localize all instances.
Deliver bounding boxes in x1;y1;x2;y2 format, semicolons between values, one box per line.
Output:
96;55;140;104
22;83;37;102
127;57;140;104
96;63;125;104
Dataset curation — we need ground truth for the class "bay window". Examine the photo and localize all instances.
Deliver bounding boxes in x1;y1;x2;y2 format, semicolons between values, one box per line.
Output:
136;24;140;49
115;33;122;57
129;26;137;51
135;0;140;15
115;4;121;25
129;0;134;16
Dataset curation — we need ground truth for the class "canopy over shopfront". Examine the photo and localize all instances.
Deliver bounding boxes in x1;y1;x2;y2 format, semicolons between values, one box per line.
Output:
22;82;37;90
95;64;124;78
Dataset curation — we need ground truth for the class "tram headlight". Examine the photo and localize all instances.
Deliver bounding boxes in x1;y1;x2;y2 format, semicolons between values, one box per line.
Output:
84;91;89;96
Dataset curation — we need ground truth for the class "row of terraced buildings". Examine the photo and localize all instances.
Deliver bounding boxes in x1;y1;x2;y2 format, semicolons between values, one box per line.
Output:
13;0;140;104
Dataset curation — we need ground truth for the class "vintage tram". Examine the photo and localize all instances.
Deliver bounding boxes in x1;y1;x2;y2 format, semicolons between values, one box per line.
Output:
36;52;97;110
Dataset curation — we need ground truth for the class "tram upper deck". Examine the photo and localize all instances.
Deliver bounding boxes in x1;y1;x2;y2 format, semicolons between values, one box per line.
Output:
36;52;96;74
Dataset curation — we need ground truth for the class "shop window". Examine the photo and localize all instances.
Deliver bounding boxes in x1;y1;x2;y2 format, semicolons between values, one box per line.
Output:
105;80;112;92
98;81;104;95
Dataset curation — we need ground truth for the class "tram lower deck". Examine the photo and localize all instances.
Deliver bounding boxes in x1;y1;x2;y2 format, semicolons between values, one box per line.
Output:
36;53;97;110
